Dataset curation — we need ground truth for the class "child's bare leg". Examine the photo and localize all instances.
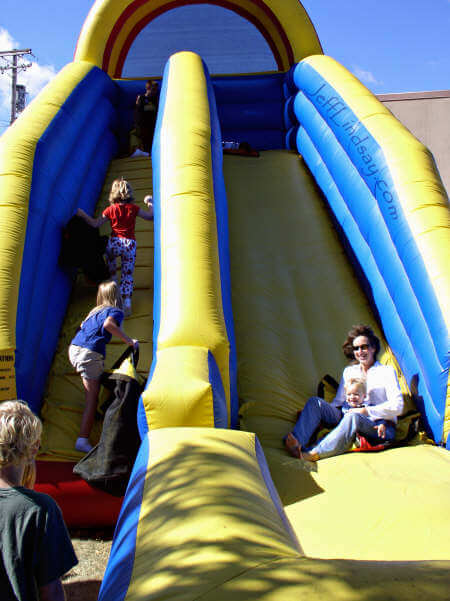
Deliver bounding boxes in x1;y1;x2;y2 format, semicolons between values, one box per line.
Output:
79;377;100;439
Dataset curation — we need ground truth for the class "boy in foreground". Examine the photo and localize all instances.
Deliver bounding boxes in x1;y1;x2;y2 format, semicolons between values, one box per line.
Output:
0;400;77;601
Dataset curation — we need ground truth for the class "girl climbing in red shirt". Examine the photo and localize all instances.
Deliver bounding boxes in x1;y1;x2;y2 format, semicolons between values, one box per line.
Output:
77;178;153;316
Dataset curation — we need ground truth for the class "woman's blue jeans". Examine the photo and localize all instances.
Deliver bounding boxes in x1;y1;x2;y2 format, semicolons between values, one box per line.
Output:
291;396;396;459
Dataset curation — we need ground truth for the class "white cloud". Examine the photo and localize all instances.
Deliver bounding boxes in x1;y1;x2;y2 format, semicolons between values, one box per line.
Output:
20;62;57;97
0;27;18;52
0;27;56;132
352;65;383;88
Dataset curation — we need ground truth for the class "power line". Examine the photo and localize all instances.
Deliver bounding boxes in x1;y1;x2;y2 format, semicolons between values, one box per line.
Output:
0;49;33;124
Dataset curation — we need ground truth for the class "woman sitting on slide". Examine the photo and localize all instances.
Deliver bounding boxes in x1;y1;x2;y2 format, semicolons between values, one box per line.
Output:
284;324;404;461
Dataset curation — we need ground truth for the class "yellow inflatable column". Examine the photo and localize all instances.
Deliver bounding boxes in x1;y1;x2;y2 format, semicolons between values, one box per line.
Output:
141;52;231;430
99;427;302;601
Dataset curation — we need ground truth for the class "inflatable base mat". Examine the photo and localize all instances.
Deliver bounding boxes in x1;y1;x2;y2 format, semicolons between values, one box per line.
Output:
99;427;450;601
35;461;122;527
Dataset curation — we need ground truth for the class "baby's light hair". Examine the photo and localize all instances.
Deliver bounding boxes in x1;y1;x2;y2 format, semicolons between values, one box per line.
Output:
0;401;42;467
109;178;135;204
345;377;367;396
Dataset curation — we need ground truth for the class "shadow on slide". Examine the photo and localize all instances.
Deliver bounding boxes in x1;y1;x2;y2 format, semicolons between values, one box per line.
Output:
99;428;450;601
224;150;450;562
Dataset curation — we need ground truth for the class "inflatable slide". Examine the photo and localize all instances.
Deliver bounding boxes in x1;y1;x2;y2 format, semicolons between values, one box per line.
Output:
0;0;449;599
98;49;450;600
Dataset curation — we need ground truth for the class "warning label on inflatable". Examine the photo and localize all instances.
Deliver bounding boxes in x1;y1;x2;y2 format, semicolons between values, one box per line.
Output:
0;350;16;401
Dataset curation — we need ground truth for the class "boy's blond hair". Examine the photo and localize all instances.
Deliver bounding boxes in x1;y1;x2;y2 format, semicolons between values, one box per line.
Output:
0;401;42;467
108;178;135;204
345;377;367;396
85;280;123;320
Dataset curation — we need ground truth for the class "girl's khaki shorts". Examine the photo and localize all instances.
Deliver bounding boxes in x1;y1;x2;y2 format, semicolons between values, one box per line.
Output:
68;345;104;380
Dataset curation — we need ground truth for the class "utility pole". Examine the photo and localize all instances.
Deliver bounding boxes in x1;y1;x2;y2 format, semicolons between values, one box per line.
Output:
0;49;33;124
11;54;18;124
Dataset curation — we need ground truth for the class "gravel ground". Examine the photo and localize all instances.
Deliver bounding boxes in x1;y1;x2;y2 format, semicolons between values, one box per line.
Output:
63;530;114;601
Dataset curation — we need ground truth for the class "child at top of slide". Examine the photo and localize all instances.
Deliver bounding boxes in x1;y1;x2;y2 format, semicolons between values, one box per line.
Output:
69;280;138;453
77;178;153;316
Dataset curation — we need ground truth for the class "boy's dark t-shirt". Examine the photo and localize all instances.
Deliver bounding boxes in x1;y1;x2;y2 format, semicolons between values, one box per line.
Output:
0;487;78;601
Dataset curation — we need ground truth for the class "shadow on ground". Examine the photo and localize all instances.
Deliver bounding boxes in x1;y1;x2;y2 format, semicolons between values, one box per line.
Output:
64;580;102;601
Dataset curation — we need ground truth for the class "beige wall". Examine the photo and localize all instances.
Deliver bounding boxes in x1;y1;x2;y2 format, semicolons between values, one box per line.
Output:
377;91;450;195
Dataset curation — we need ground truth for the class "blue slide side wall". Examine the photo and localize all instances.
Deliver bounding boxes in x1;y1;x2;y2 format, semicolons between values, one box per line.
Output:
98;435;149;601
291;62;448;442
213;73;286;150
116;73;287;152
205;64;238;428
136;62;170;440
201;66;238;428
16;67;120;412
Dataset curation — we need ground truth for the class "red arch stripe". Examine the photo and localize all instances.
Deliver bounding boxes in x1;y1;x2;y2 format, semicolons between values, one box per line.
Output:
102;0;294;75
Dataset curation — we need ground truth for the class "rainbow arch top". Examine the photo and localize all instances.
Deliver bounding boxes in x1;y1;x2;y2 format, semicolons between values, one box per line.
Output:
74;0;323;77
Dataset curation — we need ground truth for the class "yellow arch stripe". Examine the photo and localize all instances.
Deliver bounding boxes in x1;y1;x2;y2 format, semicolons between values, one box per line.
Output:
74;0;322;74
141;51;231;429
0;61;96;400
107;0;174;77
264;0;322;64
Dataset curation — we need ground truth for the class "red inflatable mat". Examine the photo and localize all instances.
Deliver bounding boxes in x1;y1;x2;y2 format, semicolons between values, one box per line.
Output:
35;461;123;528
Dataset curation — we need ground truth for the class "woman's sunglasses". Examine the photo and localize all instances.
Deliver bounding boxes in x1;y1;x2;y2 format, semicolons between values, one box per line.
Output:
353;344;370;351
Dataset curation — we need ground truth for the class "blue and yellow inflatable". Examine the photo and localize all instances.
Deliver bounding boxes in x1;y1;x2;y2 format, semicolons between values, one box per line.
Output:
0;1;449;600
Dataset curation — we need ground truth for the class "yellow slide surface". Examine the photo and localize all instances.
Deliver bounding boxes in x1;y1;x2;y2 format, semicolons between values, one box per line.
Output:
224;150;450;562
39;155;154;461
114;427;449;601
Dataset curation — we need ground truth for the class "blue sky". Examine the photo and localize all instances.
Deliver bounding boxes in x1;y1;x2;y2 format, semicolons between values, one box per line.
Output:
1;0;449;131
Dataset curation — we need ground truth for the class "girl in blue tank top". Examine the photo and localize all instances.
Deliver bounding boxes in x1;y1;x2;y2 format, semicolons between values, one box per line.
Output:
69;281;138;453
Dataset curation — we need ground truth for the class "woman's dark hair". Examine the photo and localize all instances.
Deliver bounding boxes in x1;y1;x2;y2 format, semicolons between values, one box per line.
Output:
342;324;380;363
